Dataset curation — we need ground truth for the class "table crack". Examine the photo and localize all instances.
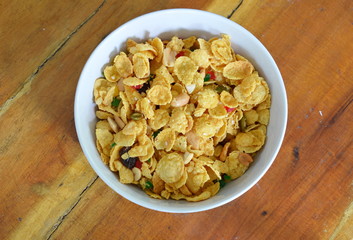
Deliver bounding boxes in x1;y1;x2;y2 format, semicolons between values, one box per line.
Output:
227;0;244;19
46;175;99;240
0;0;107;118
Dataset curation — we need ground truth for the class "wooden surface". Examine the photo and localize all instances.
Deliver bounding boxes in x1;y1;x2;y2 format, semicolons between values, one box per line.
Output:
0;0;352;239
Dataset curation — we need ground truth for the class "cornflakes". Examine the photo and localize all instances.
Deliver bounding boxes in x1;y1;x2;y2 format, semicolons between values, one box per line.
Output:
174;56;198;85
148;109;170;130
114;52;133;78
93;34;271;202
103;65;120;82
133;53;150;78
235;129;266;153
197;88;219;108
156;153;184;184
223;60;254;80
154;128;175;151
135;98;155;119
147;85;172;105
168;108;188;134
189;49;210;68
183;36;196;49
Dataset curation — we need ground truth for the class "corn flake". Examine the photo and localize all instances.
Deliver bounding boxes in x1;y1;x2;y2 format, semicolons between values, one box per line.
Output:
95;110;113;120
198;38;213;56
148;109;170;130
197;89;219;108
133;53;150;78
96;128;113;146
211;36;233;64
194;114;223;138
123;77;148;86
147;85;172;105
151;37;164;62
152;173;165;194
166;36;184;52
154;128;176;151
168;108;188;134
103;65;120;82
114;131;136;147
185;161;210;194
226;151;249;179
189;49;210;68
155;65;174;84
235;129;265;153
209;103;227;119
223;60;254;80
119;166;134;184
156;153;185;184
220;91;238;108
257;109;270;125
114;52;133;78
172;135;188;152
151;75;170;89
183;36;197;49
174;56;198;85
244;110;258;125
135;98;155;119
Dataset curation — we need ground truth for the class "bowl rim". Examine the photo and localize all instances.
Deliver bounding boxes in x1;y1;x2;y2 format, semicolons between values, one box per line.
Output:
74;8;288;213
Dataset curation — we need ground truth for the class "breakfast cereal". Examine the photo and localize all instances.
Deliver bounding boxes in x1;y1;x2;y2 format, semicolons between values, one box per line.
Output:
93;34;271;201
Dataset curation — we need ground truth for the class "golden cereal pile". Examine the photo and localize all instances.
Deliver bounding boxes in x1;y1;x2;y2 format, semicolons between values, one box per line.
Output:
93;34;271;201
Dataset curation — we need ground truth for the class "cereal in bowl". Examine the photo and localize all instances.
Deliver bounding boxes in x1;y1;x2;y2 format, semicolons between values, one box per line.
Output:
93;34;271;201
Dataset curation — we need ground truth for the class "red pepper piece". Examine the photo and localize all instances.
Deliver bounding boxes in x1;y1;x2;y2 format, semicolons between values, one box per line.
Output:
224;106;236;112
135;159;142;169
206;71;216;80
175;51;185;58
132;84;143;90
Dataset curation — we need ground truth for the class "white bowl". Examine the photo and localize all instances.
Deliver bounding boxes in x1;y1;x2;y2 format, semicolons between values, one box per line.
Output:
74;9;287;213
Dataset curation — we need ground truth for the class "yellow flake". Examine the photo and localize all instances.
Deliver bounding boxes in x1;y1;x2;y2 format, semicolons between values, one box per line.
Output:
147;85;172;105
174;56;198;85
133;53;150;78
156;153;185;184
114;52;133;78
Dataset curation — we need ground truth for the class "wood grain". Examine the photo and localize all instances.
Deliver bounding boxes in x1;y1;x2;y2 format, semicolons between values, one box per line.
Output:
0;0;103;107
0;0;352;239
0;0;240;239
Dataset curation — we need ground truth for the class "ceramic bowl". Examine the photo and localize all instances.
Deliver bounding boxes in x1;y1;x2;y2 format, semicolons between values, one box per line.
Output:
74;9;287;213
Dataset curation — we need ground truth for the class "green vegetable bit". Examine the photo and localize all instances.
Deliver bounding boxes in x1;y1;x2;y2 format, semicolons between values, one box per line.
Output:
131;112;143;120
215;85;229;94
204;73;211;82
219;179;226;188
111;142;117;148
111;97;121;108
147;158;151;163
149;74;156;81
223;174;232;181
145;181;153;189
152;129;161;138
239;116;247;132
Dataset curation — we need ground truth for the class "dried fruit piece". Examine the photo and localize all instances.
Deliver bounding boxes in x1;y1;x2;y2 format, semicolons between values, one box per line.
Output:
119;147;138;169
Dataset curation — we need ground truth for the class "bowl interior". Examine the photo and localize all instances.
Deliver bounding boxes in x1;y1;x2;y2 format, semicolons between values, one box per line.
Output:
75;9;287;213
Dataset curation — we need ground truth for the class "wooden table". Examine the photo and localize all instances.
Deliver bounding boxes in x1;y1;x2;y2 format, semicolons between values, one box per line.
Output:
1;0;352;239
